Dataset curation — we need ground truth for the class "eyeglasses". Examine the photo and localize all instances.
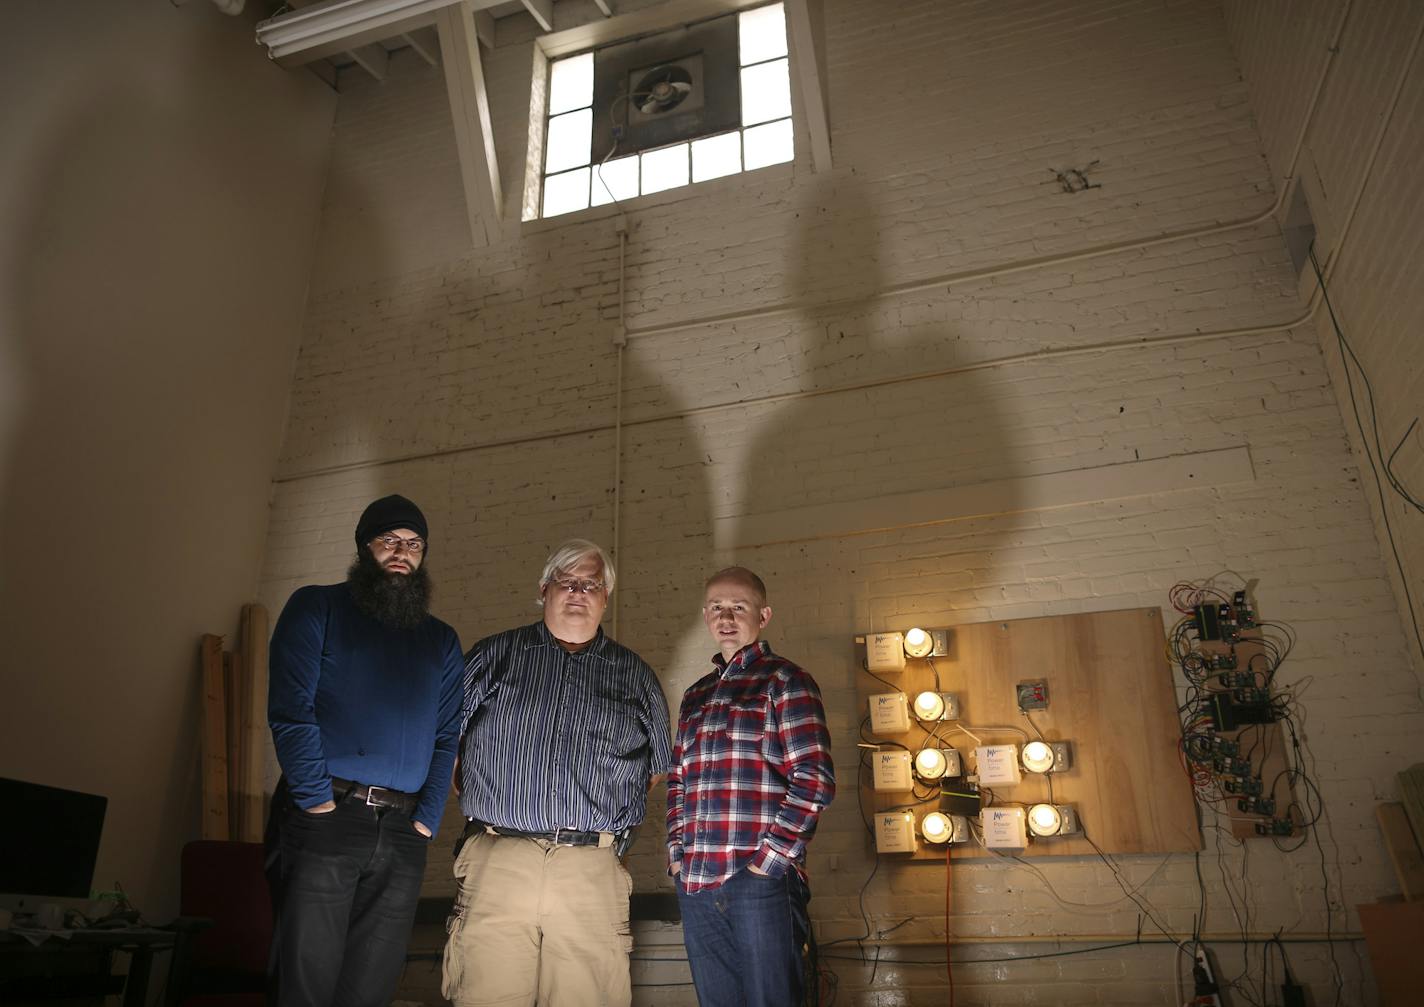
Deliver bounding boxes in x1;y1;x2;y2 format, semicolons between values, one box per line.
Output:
371;534;425;554
549;576;605;595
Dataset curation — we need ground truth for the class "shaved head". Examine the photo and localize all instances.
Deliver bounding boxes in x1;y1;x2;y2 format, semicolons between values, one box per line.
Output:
704;566;768;608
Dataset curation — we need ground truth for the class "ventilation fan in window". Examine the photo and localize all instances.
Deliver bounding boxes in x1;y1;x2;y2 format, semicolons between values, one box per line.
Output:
632;63;695;116
591;14;740;159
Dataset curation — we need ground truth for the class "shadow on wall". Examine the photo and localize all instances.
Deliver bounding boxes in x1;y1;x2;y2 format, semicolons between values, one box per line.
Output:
730;170;1021;631
0;6;335;914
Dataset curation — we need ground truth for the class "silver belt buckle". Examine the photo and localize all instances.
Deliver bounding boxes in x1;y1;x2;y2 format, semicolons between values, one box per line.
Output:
365;785;390;807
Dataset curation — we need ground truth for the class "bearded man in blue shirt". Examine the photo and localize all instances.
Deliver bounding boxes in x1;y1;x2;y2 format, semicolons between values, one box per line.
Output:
267;494;464;1007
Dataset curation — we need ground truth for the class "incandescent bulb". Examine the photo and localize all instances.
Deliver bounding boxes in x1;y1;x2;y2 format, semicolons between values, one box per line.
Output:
904;627;933;658
1022;740;1055;773
922;811;953;843
913;690;945;721
1028;803;1062;836
915;748;948;780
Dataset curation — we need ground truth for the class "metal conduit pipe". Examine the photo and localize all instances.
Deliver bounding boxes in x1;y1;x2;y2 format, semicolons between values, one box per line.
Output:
610;217;628;637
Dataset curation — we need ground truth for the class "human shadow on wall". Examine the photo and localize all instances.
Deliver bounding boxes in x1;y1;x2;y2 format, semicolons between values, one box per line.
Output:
722;170;1021;842
1;26;341;914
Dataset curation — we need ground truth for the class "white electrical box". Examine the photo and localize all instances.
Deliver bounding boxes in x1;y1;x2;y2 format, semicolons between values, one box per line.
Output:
981;806;1028;849
868;692;911;734
975;745;1022;785
872;750;913;791
875;811;917;853
865;632;907;672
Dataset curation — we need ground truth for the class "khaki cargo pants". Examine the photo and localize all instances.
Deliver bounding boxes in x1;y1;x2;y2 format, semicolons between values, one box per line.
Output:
442;830;634;1006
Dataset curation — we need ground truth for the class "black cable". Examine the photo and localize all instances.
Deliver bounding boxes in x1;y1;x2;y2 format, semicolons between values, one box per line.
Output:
1079;826;1192;954
860;661;901;694
625;931;1367;968
1308;246;1424;674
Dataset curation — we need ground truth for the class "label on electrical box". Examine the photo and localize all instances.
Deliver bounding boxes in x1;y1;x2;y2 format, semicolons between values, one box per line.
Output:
873;750;913;791
875;812;917;853
866;633;907;672
869;692;911;734
981;806;1028;849
975;745;1022;785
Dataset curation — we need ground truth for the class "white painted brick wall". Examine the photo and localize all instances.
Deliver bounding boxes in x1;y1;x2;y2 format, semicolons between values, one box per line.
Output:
261;1;1424;1002
1224;0;1424;701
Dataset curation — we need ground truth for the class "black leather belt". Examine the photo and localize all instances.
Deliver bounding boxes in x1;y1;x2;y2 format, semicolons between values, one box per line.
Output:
464;818;618;848
332;777;418;814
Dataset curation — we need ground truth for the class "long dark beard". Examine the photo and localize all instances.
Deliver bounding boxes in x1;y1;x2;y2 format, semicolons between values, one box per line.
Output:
347;549;433;630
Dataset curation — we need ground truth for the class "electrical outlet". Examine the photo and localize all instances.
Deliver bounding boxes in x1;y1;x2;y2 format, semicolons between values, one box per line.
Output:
1016;680;1049;711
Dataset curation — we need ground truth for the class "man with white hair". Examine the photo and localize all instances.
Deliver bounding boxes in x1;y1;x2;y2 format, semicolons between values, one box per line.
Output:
442;538;672;1007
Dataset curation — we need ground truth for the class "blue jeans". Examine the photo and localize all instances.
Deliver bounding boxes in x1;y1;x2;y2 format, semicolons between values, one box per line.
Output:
676;867;809;1007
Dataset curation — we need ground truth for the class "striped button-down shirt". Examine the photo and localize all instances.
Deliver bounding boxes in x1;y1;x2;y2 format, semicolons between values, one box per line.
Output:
458;620;672;834
667;640;835;893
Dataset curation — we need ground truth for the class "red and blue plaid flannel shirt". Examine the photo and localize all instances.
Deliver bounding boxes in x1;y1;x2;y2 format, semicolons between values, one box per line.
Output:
667;640;835;893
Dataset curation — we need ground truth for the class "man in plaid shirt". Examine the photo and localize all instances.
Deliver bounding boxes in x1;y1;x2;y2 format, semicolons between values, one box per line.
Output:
667;566;835;1006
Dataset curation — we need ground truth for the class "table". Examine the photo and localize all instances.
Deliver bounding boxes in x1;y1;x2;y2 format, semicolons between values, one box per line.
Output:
0;926;179;1006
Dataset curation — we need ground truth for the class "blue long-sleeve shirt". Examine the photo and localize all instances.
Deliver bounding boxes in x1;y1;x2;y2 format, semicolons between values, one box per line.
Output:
268;583;464;836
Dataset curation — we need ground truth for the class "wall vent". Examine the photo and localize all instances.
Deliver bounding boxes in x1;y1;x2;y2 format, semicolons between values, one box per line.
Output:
590;14;741;161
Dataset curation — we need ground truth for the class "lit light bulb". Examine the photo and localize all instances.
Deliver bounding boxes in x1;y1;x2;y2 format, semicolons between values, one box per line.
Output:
904;627;933;658
1028;803;1063;837
915;748;948;781
913;690;946;721
922;811;953;843
1021;740;1055;774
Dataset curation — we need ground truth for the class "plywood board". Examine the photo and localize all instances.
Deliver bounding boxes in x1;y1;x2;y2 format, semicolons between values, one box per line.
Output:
856;607;1201;859
200;634;230;841
1358;900;1424;1006
1377;803;1424;901
235;604;270;842
224;649;243;830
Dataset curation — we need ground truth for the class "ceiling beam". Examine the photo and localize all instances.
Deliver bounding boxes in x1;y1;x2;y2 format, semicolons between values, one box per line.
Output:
346;42;390;79
519;0;554;32
784;0;831;172
535;0;765;58
400;28;440;65
436;2;503;247
473;8;495;48
256;0;506;67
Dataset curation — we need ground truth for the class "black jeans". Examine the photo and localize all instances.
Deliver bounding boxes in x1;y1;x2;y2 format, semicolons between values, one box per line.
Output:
266;781;429;1007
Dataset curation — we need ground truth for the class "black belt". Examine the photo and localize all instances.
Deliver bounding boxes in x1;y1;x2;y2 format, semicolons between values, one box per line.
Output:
464;818;619;848
332;777;418;814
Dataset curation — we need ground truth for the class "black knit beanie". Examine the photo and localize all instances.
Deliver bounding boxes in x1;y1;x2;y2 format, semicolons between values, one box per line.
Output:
354;494;429;549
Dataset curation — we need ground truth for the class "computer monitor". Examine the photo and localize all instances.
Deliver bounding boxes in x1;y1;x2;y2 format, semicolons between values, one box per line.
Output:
0;777;107;912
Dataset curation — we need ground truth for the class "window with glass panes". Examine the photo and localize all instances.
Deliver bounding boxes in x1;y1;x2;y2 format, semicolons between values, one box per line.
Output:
541;3;793;218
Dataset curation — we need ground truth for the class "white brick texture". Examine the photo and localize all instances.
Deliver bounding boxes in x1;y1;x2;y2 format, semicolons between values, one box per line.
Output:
260;1;1424;1003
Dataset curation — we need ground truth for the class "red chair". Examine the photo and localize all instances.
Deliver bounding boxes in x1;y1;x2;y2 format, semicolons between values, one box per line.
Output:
170;840;271;1007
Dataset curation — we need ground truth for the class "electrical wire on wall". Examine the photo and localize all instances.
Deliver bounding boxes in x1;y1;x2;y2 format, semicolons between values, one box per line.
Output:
1170;574;1354;1006
1307;246;1424;689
